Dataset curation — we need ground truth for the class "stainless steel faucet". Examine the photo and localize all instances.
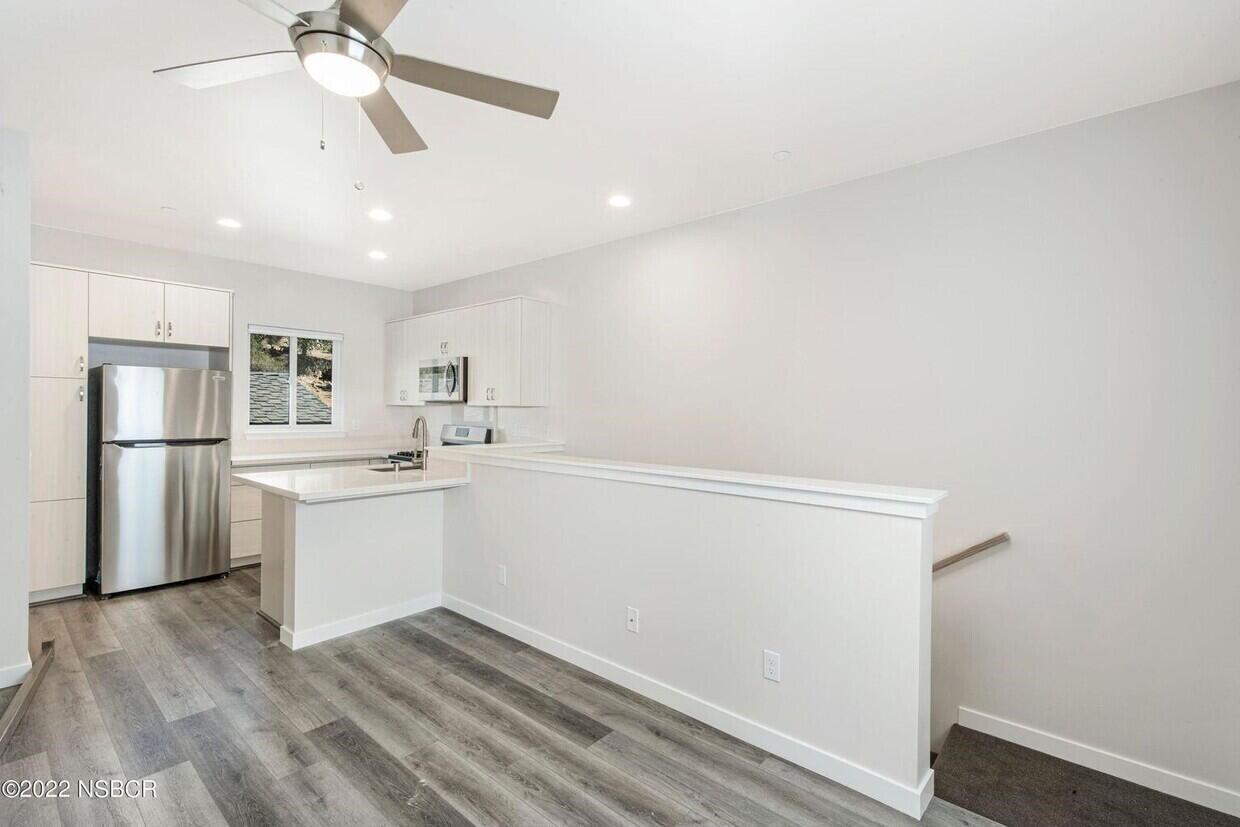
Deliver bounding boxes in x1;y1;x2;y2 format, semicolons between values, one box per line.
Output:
411;415;428;461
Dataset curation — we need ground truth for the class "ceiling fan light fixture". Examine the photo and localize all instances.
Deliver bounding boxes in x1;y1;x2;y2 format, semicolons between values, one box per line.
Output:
296;31;387;97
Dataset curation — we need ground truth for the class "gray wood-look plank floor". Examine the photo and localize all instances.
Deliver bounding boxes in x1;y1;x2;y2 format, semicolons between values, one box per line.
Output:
1;568;1000;827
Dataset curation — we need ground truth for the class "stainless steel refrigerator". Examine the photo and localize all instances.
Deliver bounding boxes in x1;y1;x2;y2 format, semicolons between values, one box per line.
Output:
88;365;232;595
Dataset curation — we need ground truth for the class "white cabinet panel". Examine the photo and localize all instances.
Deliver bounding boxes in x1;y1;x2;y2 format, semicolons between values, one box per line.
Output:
164;283;231;348
384;320;409;404
29;498;85;592
231;483;263;522
231;519;262;563
29;378;87;502
89;273;164;343
478;299;521;405
30;265;88;379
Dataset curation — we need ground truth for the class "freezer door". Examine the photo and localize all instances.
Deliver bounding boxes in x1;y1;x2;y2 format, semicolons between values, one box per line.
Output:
99;365;231;442
99;441;231;594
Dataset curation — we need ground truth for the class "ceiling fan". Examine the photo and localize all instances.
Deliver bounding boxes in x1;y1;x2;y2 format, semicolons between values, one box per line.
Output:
154;0;560;153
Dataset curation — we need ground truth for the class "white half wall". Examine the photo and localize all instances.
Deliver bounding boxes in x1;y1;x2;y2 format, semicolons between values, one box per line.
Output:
30;226;415;454
0;130;32;687
443;461;937;817
411;82;1240;807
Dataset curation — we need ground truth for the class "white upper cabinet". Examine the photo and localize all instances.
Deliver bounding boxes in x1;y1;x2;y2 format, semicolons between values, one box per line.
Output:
471;299;521;405
89;273;165;343
164;283;231;347
88;272;231;347
383;320;414;404
30;265;88;379
385;297;549;408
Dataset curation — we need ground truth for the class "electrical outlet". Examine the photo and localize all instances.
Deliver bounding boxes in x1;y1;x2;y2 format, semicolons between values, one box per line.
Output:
763;650;781;682
497;564;507;586
626;606;639;634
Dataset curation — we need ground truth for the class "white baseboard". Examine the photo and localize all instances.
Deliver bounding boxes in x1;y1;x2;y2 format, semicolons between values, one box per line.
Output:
0;655;33;690
29;584;83;605
444;594;931;819
958;707;1240;819
230;556;261;570
280;592;442;650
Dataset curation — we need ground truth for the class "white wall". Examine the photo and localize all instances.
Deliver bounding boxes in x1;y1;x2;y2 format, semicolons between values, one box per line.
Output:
411;82;1240;805
0;130;32;686
443;459;937;817
31;226;416;454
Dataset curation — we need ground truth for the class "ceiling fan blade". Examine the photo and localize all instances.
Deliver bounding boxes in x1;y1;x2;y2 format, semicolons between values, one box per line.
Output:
338;0;409;40
236;0;307;29
361;86;428;153
154;51;301;89
391;55;559;119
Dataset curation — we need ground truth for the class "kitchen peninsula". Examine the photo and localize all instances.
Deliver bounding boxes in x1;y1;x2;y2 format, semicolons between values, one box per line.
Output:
231;458;472;649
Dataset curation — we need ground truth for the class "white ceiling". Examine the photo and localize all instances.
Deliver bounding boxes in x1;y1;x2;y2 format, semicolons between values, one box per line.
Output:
4;1;1240;291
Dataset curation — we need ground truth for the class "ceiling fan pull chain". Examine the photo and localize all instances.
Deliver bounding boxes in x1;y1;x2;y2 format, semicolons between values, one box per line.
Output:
319;86;326;151
353;101;365;191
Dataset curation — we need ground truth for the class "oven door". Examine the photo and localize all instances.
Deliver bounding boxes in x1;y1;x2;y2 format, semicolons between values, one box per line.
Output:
418;357;466;402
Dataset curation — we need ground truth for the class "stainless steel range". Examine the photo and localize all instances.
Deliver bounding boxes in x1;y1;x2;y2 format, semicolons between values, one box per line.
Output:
384;423;492;467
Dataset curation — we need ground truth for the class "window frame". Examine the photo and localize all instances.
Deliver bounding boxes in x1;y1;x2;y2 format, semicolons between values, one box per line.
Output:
246;324;344;437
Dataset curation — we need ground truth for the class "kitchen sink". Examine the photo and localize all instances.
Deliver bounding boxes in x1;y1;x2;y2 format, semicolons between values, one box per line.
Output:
368;463;423;473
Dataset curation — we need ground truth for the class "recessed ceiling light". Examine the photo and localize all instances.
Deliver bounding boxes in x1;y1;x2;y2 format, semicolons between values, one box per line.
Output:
368;250;388;261
608;194;632;208
367;207;393;222
772;150;792;162
217;217;242;229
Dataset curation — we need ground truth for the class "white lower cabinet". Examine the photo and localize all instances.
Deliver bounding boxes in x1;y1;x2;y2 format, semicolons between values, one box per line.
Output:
29;377;87;502
230;519;262;564
29;499;86;594
231;482;263;522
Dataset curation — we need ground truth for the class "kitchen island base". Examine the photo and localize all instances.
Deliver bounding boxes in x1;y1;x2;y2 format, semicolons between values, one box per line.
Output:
258;489;447;650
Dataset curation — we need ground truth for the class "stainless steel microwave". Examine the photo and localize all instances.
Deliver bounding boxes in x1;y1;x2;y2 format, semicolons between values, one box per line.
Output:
419;356;467;402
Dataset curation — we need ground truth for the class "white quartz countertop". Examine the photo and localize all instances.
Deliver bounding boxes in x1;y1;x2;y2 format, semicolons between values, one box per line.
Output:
232;461;469;503
231;446;411;468
428;443;947;518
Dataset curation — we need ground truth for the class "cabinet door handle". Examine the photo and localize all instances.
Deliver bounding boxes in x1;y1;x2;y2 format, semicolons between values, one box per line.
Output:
167;321;173;339
78;386;85;402
78;356;84;373
155;320;161;338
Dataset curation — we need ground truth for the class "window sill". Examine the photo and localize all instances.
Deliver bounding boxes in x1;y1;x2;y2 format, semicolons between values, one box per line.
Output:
244;430;347;440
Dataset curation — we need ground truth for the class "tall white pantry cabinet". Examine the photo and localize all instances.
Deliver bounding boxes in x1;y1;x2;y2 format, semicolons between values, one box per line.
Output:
27;265;233;601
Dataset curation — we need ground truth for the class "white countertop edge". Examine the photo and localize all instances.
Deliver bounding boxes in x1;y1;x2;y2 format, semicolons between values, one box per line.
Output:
231;470;470;503
232;446;411;467
428;444;947;518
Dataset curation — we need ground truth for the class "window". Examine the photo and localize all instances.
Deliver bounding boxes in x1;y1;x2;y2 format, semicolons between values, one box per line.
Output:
248;326;341;432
